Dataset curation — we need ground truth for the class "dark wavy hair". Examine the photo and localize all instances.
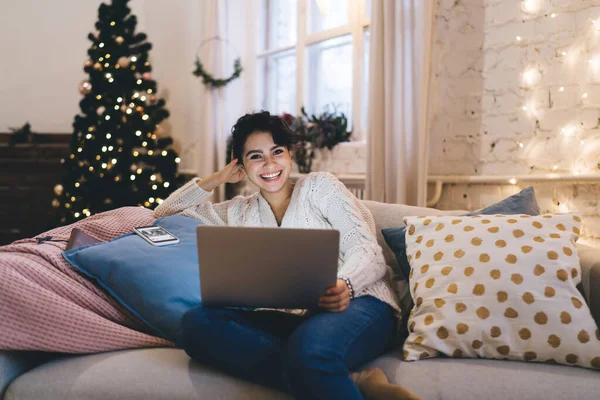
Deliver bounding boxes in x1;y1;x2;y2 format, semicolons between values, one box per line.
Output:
230;111;299;164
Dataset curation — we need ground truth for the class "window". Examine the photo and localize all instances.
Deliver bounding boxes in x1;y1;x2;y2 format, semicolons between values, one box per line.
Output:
257;0;371;138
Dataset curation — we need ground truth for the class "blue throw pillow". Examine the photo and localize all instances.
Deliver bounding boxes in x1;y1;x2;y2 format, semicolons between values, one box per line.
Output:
62;215;203;345
381;186;541;281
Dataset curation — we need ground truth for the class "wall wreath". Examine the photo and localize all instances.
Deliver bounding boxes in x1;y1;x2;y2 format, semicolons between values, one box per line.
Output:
193;36;243;89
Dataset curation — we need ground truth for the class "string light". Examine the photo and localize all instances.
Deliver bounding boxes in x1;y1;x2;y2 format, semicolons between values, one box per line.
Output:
105;115;111;120
148;150;154;155
102;163;107;169
152;184;157;190
517;141;524;148
77;147;82;152
157;198;163;205
75;182;80;187
142;115;149;120
553;165;558;170
96;95;102;100
136;168;142;174
99;43;105;48
175;157;181;163
559;86;565;92
108;146;114;151
150;175;156;181
137;79;142;84
102;146;107;152
523;67;541;86
162;150;167;156
71;196;76;201
163;182;170;188
508;178;517;185
131;56;138;62
142;141;147;147
134;93;139;98
112;159;117;164
86;134;92;139
133;151;139;157
149;197;155;203
110;21;116;26
582;92;588;99
516;36;522;41
114;105;119;110
551;13;557;18
136;130;142;136
126;109;132;114
130;175;136;180
117;97;123;102
106;133;111;139
74;212;80;218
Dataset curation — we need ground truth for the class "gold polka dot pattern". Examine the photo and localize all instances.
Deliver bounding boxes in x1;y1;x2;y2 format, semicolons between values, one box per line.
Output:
402;213;600;370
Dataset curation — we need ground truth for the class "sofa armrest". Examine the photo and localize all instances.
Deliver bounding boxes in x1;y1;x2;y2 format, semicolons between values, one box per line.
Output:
577;243;600;328
0;351;55;398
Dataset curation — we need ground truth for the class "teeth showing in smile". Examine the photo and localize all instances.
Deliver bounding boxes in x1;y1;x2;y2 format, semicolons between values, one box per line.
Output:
261;171;281;180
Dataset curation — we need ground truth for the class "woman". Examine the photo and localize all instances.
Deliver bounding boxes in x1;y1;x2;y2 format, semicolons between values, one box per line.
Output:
155;111;421;400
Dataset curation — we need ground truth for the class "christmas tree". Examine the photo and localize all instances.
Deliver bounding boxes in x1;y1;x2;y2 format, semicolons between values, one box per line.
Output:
53;0;182;225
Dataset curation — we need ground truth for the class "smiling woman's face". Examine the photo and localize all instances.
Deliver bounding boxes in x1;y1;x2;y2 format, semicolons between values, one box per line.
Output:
242;131;292;194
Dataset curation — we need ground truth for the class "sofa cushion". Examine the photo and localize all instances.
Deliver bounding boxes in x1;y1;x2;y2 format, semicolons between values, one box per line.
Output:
381;186;540;281
4;349;290;400
0;351;56;398
62;215;203;346
368;349;600;400
402;213;600;370
6;348;600;400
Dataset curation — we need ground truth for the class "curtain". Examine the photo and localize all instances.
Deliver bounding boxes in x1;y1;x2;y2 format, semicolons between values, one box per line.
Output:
365;0;436;206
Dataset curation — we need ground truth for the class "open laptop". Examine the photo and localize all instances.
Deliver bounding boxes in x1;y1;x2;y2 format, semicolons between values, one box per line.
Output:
196;225;340;309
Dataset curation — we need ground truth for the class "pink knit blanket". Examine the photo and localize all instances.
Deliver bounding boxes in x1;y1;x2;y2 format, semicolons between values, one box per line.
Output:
0;207;174;353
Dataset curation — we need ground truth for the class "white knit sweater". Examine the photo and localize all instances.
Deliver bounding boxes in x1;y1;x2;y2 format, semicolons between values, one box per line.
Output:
154;172;400;313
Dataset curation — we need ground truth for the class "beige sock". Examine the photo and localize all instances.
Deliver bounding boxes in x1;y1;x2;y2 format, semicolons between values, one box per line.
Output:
350;368;423;400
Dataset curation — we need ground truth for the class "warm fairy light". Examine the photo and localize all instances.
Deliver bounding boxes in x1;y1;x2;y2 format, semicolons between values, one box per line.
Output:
112;158;117;164
521;0;541;13
141;96;147;101
157;198;163;204
142;141;147;147
581;139;585;145
105;73;112;79
105;115;111;120
75;182;80;187
144;201;150;207
522;105;528;111
523;67;541;86
142;115;149;120
136;168;142;174
148;150;154;155
583;92;588;99
70;154;75;159
573;170;581;176
108;146;114;151
104;63;109;68
95;155;101;161
150;175;156;181
71;196;76;201
86;134;92;139
561;51;567;56
162;150;167;156
131;56;138;62
117;97;123;102
110;21;115;26
164;182;170;188
102;163;107;169
136;130;142;136
126;109;132;114
175;157;181;163
99;43;105;48
553;165;558;170
134;93;140;98
114;105;119;110
149;197;155;203
89;166;94;172
96;95;102;99
516;36;522;41
108;78;114;83
137;79;142;84
517;141;524;148
561;125;576;136
106;133;111;139
102;146;107;152
508;178;517;185
77;147;82;152
130;175;136;180
74;212;80;218
551;13;557;18
147;89;153;94
133;151;139;157
152;184;157;190
559;86;565;92
151;134;157;140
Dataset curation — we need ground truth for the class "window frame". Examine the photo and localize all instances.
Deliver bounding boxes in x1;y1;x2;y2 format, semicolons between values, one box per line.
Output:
256;0;371;140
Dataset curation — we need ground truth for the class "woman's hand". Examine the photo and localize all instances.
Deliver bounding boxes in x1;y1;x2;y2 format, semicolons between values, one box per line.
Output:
198;159;246;191
318;279;351;312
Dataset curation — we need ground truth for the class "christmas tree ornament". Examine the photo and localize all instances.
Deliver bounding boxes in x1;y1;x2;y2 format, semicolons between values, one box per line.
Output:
142;71;152;80
54;184;63;195
115;36;124;45
96;106;106;115
117;56;130;68
52;199;60;208
94;62;102;71
78;80;92;95
84;59;93;68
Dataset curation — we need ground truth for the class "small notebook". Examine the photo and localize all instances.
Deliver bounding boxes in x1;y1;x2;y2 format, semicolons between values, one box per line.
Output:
66;228;103;250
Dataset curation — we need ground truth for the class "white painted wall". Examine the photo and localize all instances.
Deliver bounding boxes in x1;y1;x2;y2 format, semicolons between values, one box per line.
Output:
0;0;104;133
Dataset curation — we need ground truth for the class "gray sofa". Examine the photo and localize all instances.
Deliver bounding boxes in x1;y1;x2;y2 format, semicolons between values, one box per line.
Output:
2;200;600;400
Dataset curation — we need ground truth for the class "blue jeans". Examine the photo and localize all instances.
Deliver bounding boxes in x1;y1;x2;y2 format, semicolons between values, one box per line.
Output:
181;296;396;400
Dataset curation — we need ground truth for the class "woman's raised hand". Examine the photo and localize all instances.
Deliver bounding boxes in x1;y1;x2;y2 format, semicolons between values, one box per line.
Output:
197;159;246;192
217;158;246;184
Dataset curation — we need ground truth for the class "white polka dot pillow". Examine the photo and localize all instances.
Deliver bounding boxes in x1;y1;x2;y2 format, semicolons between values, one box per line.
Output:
402;213;600;370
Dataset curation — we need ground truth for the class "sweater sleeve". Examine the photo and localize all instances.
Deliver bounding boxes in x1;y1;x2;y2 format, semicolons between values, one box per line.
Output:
154;178;236;226
312;172;387;296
